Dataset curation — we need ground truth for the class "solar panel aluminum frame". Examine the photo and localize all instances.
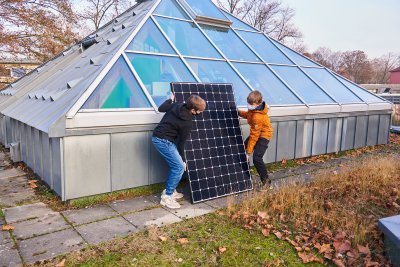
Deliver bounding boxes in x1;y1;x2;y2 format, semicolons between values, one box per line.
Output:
171;82;253;203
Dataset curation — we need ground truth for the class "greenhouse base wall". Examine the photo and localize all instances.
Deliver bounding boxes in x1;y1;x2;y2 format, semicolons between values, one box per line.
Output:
0;109;392;201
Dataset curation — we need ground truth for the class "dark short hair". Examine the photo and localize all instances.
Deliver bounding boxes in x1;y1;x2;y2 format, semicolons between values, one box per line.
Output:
247;90;263;104
186;95;206;111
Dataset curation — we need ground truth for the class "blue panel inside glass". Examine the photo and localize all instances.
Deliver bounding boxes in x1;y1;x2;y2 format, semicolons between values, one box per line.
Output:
237;31;294;65
221;10;254;31
271;66;334;104
153;0;190;20
127;53;196;106
334;74;384;103
155;17;222;58
271;39;320;67
127;19;176;54
233;63;302;105
184;0;227;20
201;25;261;62
186;59;252;106
83;57;151;109
302;68;363;103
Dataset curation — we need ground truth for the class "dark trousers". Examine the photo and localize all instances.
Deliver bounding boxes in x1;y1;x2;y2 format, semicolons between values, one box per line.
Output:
245;137;270;182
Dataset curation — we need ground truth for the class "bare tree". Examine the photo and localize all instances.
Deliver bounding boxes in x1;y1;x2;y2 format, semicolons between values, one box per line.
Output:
0;0;78;62
215;0;302;43
340;50;372;84
311;47;342;72
76;0;135;31
370;53;400;84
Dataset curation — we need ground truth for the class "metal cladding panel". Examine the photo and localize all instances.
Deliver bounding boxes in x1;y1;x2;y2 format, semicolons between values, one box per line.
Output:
64;135;111;200
367;115;379;146
276;121;296;161
33;129;43;176
295;120;312;158
149;132;169;185
327;118;342;153
378;114;390;145
51;138;62;195
41;133;52;187
5;116;12;147
312;119;329;156
265;122;278;163
342;117;356;151
21;124;28;163
26;126;35;169
354;116;368;148
0;116;4;144
111;132;149;191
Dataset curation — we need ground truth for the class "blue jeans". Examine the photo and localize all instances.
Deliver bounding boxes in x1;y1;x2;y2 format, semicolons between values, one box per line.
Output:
152;136;185;196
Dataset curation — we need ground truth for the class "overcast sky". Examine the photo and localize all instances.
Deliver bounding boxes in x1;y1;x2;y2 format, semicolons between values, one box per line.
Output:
280;0;400;58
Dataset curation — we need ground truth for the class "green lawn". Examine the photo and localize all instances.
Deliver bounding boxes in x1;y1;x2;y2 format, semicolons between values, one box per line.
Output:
42;214;327;267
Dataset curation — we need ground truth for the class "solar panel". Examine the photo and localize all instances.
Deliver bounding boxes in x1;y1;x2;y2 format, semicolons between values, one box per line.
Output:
171;82;253;203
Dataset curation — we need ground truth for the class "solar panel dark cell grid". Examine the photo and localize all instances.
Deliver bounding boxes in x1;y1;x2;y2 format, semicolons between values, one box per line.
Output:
171;82;252;203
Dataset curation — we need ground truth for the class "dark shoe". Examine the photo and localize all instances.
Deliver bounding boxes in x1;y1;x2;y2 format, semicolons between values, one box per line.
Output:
261;178;273;190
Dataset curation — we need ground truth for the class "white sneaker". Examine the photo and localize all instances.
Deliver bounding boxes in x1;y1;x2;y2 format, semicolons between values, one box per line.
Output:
162;189;184;199
160;194;181;209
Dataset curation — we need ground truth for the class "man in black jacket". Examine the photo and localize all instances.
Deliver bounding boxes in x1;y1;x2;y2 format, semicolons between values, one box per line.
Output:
152;94;206;209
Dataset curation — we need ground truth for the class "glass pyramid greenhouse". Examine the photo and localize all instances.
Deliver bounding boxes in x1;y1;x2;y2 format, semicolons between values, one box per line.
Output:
0;0;392;200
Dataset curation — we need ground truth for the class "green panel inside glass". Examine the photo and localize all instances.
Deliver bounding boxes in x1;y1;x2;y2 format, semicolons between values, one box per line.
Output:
186;58;252;106
127;19;176;54
155;17;222;58
127;53;196;106
153;0;190;20
82;57;151;109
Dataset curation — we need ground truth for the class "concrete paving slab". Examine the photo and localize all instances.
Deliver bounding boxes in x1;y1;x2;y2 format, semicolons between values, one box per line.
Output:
12;212;70;240
204;197;229;209
166;201;215;219
0;230;12;245
0;241;21;267
19;228;84;265
109;197;157;214
0;169;24;180
0;176;36;207
75;216;137;245
123;208;182;229
4;203;54;224
62;205;118;226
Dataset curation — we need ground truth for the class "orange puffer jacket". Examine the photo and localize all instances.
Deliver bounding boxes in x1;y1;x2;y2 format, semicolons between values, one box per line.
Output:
239;102;273;154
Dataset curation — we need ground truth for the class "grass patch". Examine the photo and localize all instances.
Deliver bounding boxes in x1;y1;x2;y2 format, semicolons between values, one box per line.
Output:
38;214;326;267
231;154;400;265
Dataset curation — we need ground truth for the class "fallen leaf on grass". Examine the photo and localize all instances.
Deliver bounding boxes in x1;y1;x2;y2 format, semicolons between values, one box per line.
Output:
158;236;167;242
257;211;269;219
273;231;283;239
219;246;227;253
333;240;351;253
262;228;270;237
2;225;14;231
177;238;189;245
332;258;345;267
298;252;323;263
55;259;66;267
28;180;38;189
357;244;370;255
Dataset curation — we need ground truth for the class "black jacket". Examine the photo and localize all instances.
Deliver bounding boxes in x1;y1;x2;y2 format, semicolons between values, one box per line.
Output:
153;99;193;161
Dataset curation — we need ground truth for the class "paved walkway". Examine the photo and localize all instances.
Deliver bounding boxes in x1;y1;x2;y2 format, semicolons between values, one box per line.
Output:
1;148;398;266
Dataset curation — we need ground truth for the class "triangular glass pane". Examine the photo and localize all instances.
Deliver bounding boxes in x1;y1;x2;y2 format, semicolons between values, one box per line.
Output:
237;30;293;65
221;10;255;31
302;68;362;103
153;0;190;20
126;19;176;55
333;74;384;103
271;39;320;67
82;57;151;109
155;16;222;58
233;62;302;105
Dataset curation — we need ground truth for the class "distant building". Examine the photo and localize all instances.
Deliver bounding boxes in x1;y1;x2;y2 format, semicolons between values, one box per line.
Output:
0;59;40;89
389;67;400;84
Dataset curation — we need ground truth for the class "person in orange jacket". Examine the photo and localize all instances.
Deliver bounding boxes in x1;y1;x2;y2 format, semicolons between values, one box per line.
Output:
238;90;273;188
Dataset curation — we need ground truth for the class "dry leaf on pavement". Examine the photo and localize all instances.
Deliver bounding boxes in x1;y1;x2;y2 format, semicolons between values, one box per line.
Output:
2;225;14;231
